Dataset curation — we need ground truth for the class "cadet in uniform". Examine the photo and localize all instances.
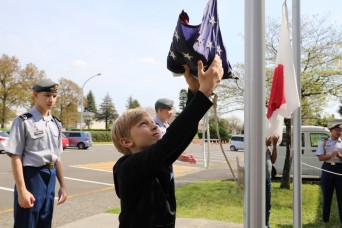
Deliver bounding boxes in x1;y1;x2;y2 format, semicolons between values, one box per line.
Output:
6;78;67;228
154;98;196;164
154;98;174;136
316;123;342;224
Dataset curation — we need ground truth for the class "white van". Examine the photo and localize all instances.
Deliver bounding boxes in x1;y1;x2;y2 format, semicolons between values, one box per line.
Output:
273;125;330;178
230;135;244;151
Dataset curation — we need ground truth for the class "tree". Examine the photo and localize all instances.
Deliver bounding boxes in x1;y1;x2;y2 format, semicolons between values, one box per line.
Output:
0;54;45;128
84;90;97;113
218;15;342;119
226;116;243;134
215;64;244;115
279;119;292;188
53;78;82;129
84;112;95;130
198;115;230;142
266;15;342;124
126;96;141;109
313;113;334;127
96;93;118;130
178;89;187;111
82;91;97;129
20;63;46;109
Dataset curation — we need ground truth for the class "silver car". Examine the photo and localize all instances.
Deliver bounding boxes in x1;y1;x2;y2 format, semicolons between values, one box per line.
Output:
229;135;244;151
0;131;9;153
62;131;93;149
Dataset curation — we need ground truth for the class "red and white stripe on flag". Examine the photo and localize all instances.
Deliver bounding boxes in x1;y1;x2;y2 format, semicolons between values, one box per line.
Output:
265;4;300;143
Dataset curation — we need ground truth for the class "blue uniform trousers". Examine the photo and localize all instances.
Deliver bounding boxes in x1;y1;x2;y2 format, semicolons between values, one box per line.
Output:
321;162;342;223
14;166;56;228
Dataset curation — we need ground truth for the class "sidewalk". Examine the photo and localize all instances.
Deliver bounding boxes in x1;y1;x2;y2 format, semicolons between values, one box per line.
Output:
57;213;243;228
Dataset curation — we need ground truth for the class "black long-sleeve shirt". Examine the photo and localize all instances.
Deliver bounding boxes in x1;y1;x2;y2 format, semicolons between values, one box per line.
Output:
113;91;212;227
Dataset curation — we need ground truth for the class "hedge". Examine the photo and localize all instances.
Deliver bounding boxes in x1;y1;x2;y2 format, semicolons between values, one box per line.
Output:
90;131;112;142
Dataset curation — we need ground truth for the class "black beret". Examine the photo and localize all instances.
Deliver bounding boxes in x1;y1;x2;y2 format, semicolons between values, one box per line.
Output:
329;124;342;131
32;79;59;93
155;98;174;109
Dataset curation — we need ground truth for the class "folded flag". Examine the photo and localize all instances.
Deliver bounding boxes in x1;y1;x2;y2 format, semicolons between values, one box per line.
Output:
167;0;235;79
266;3;300;142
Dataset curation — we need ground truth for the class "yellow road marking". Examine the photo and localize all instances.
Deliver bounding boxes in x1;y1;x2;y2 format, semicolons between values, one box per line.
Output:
72;161;200;176
72;161;116;171
0;208;13;214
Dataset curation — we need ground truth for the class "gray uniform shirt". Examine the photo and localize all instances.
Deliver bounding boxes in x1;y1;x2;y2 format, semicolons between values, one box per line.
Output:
315;137;342;164
154;116;169;137
6;107;63;167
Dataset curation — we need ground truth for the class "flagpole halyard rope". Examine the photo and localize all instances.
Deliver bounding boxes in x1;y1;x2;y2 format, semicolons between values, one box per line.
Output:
212;94;243;194
301;162;342;176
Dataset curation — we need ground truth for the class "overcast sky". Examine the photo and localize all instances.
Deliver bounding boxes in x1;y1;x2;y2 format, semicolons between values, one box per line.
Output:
1;0;341;120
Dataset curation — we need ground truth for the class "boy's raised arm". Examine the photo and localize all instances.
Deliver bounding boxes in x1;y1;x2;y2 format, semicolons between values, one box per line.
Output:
118;56;224;180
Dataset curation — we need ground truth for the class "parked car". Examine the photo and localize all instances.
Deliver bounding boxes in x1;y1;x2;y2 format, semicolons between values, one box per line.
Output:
62;133;69;150
63;131;93;149
273;125;330;178
229;135;244;151
0;131;9;153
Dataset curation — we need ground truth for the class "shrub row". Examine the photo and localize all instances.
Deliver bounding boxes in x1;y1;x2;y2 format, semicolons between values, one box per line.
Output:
90;131;112;142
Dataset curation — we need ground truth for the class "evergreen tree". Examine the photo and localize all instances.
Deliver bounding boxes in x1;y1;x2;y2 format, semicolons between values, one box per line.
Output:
96;93;118;130
85;90;97;113
126;95;141;109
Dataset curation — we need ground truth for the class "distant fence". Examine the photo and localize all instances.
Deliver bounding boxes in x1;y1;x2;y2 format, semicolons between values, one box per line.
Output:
192;139;228;144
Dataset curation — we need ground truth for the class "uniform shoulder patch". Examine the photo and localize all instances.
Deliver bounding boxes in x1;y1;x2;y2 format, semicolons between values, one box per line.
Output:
19;113;33;121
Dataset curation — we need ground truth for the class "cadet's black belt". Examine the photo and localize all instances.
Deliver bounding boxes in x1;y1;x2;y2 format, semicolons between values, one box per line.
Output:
324;162;342;166
24;162;55;169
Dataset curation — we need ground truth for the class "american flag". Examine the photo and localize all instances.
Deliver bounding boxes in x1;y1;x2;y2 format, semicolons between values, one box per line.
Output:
167;0;234;80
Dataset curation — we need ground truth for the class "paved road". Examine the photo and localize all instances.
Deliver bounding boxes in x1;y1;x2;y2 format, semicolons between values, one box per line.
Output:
0;143;244;227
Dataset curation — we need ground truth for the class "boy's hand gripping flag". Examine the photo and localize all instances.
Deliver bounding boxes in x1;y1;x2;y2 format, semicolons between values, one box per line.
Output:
167;0;235;80
266;4;300;143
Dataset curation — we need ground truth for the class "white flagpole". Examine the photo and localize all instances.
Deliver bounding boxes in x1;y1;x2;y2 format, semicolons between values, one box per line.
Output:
206;111;211;168
244;0;251;226
292;0;302;227
244;0;265;227
202;111;210;169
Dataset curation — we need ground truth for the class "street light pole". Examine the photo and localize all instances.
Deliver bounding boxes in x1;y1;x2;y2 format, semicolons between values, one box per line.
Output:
80;73;101;131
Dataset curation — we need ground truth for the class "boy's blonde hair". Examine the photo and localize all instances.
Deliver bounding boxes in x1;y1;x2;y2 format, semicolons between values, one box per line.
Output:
111;109;150;155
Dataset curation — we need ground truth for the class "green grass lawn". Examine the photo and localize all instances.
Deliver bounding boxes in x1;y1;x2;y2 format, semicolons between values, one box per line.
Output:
107;180;341;227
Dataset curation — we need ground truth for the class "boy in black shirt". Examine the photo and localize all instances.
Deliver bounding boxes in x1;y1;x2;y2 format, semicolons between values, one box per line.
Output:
111;56;223;227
